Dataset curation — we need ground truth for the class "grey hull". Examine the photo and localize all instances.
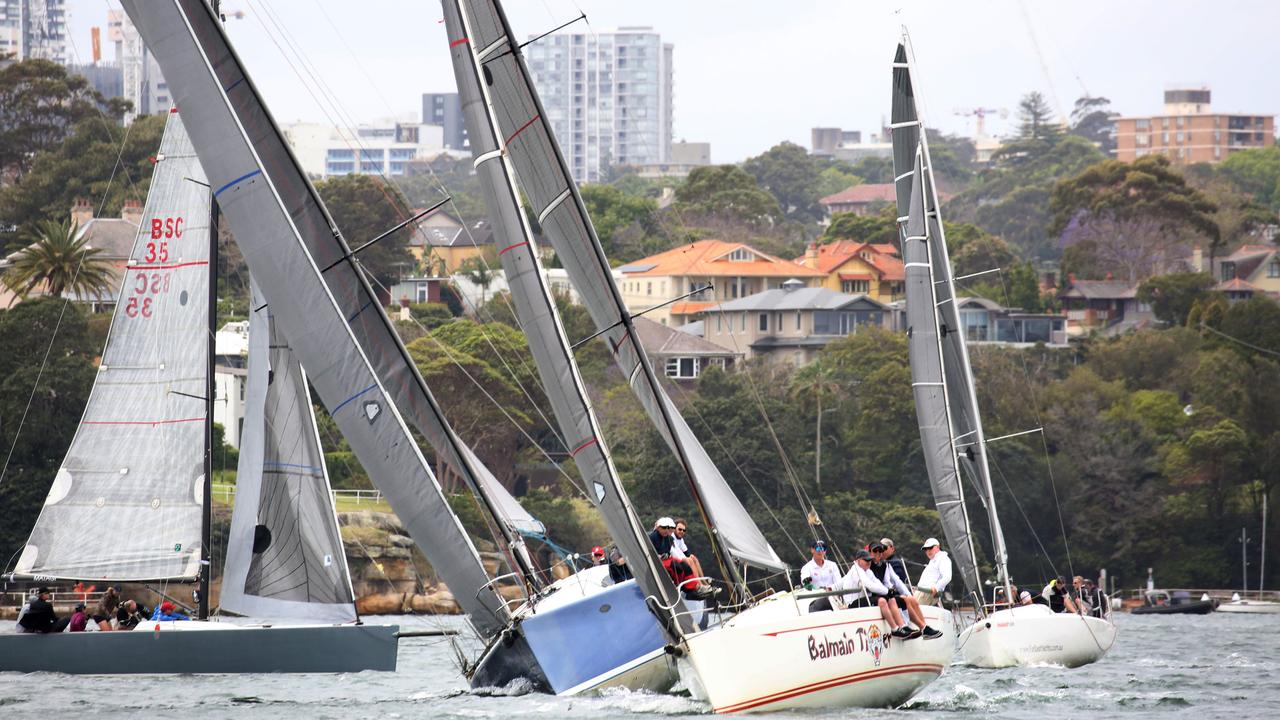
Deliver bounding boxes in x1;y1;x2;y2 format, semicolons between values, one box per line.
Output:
0;623;399;674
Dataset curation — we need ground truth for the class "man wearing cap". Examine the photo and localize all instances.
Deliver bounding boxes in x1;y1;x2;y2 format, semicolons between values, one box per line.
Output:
915;538;952;606
838;550;914;638
649;517;678;556
799;540;841;612
17;587;70;633
590;545;608;566
650;517;715;601
880;539;910;587
870;543;943;639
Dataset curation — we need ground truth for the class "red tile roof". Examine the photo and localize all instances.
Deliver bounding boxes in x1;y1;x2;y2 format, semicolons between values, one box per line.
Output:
798;240;904;280
620;239;823;278
819;183;897;207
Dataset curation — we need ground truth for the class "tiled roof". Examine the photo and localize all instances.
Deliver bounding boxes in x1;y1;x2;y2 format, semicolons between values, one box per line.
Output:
819;183;896;207
1059;280;1138;300
620;239;823;278
413;218;493;247
702;286;885;313
798;240;903;277
632;317;738;357
1216;278;1260;292
669;300;717;316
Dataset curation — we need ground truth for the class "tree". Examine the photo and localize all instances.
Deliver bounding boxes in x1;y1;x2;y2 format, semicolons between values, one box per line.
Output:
315;174;414;290
674;165;781;227
1216;146;1280;209
2;218;115;303
821;207;897;245
0;59;130;178
0;298;97;562
457;256;495;305
1137;272;1215;325
1051;155;1220;277
579;184;664;262
742;142;822;223
1069;96;1118;156
0;113;165;243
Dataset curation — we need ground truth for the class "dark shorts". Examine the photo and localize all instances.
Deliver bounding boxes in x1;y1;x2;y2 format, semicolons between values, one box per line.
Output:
808;597;833;613
847;596;874;609
893;596;908;610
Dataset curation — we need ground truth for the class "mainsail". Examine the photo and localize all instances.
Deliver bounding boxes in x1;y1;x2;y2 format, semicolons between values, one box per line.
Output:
120;0;512;637
15;111;209;582
442;0;785;576
892;38;1010;599
443;0;688;633
220;283;356;623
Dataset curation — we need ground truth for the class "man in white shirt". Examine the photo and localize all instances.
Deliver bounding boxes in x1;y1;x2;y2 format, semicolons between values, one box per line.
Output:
670;518;709;590
839;549;913;638
871;542;943;639
798;540;841;612
915;537;952;606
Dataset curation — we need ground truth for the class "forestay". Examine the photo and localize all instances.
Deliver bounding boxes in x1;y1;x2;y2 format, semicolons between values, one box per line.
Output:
444;0;688;633
15;111;208;582
893;38;1009;598
220;283;357;623
120;0;511;637
446;0;785;575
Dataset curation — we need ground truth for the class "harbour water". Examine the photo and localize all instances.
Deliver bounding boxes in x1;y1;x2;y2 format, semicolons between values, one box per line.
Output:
1;611;1275;718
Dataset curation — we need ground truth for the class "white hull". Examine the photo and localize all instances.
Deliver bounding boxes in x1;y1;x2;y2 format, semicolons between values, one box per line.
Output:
957;604;1116;668
676;592;954;713
1216;600;1280;614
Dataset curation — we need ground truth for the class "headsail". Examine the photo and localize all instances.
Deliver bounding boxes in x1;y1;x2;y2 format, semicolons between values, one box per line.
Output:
220;282;356;623
15;111;208;582
442;0;784;576
893;37;1010;600
120;0;511;637
443;0;689;634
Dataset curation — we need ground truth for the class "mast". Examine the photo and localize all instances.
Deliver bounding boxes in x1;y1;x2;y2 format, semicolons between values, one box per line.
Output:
448;0;688;633
198;0;220;625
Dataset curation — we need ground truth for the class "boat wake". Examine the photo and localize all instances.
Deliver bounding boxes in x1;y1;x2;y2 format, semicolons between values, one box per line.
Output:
591;687;707;715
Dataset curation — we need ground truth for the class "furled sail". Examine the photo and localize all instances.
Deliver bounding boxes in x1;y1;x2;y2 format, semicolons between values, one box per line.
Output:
443;0;785;575
15;111;208;582
443;0;688;633
893;38;1010;598
120;0;512;637
220;283;356;623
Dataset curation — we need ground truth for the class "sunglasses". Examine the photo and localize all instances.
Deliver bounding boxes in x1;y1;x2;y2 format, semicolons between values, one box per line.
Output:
675;527;686;533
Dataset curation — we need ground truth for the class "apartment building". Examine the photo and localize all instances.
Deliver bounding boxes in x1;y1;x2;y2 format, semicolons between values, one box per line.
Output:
1114;88;1273;165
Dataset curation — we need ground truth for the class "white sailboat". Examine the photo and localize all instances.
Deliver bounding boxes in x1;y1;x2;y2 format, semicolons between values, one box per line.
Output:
1;110;399;673
891;33;1117;669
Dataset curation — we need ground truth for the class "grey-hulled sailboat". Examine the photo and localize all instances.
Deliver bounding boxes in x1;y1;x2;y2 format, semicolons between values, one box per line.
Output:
1;110;398;674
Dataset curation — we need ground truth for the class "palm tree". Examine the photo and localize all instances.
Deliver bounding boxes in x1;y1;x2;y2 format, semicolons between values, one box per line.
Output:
2;218;115;305
457;255;495;305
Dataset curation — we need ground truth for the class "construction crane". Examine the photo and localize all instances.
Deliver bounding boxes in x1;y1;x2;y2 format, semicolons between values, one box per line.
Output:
953;107;1008;139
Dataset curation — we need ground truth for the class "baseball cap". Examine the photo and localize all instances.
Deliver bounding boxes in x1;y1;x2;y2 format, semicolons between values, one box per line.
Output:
921;537;940;549
656;516;676;529
870;542;887;552
591;545;605;557
880;538;894;548
853;549;873;562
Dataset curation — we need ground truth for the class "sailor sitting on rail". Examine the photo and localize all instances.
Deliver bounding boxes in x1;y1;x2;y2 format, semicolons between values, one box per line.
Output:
799;540;841;612
837;550;915;639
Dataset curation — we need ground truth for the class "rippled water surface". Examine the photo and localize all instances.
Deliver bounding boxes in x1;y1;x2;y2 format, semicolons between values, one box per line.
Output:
2;612;1276;718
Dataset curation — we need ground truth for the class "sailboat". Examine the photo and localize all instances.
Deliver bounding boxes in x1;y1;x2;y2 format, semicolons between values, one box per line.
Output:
1;110;399;674
439;1;953;711
891;33;1117;669
118;0;585;692
1218;499;1279;613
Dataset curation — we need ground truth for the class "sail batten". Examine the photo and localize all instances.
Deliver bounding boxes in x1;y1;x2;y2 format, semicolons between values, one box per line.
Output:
445;0;784;576
120;0;512;636
15;112;208;582
220;283;357;623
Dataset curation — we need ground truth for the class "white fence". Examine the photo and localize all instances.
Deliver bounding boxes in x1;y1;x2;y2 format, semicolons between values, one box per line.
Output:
211;484;384;507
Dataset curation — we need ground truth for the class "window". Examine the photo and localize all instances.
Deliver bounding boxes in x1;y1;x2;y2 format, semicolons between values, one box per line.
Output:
1136;134;1149;146
961;310;989;342
740;313;746;331
716;315;722;333
665;357;697;379
758;313;769;331
1269;260;1280;278
1176;132;1184;143
728;248;754;262
1161;131;1169;144
1221;262;1236;282
842;279;870;294
795;311;802;330
646;282;652;296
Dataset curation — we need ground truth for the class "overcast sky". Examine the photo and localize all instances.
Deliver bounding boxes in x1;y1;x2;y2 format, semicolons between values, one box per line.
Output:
67;1;1279;163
